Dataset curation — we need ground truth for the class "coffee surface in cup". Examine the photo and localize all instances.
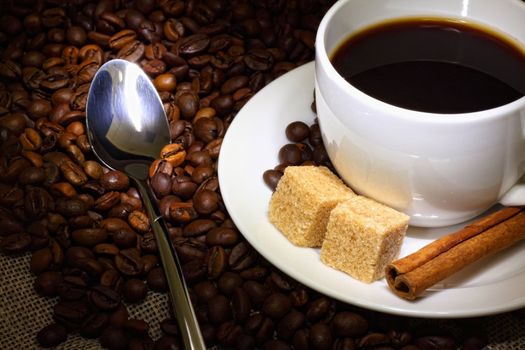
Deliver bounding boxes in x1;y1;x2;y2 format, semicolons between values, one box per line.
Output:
331;18;525;113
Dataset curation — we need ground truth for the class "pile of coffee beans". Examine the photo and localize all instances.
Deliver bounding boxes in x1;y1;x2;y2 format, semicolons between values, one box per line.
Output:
263;118;333;191
0;0;494;349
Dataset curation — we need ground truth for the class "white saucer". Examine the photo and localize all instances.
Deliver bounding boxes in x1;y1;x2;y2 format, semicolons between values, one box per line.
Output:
218;61;525;318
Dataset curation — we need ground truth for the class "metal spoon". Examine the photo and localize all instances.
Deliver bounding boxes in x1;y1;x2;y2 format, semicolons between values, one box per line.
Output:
86;59;205;350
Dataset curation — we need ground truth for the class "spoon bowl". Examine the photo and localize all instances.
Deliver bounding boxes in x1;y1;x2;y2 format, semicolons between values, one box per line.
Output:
87;59;205;350
86;59;169;179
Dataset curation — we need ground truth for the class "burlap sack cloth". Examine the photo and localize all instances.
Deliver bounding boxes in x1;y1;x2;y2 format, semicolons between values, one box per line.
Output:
1;252;524;349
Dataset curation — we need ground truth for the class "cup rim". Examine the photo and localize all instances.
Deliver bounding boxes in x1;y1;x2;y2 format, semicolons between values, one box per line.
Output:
315;0;525;124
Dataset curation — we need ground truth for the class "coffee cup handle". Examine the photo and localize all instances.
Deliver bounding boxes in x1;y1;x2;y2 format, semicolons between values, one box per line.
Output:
499;176;525;206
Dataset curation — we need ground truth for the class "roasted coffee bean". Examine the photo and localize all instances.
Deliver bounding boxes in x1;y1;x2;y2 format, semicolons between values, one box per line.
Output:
0;211;23;236
193;189;218;215
34;270;63;297
109;29;137;50
37;323;68;348
150;172;172;197
193;118;219;143
331;311;368;338
75;257;105;277
0;185;23;208
177;91;199;120
306;297;332;322
115;248;144;276
147;266;167;292
415;335;456;350
293;328;310;350
128;210;150;233
262;293;292;319
140;232;158;254
206;245;227;279
50;182;78;198
93;243;119;256
84;160;104;180
229;241;256;270
123;278;148;303
60;161;88;186
154;72;177;92
100;170;130;191
113;229;138;248
182;259;207;283
53;300;89;329
214;271;242;296
193;280;218;303
179;34;210;56
309;123;323;146
0;233;31;254
240;266;268;281
186;150;213;168
30;248;53;274
290;287;309;307
278;143;303;165
209;95;233;116
72;228;108;246
80;313;109;339
277;309;305;340
243;280;269;306
191;164;214;184
171;176;198;199
208;294;233;325
65;246;93;265
183;218;217;237
388;329;413;348
263;169;283;191
142;254;159;273
160;143;186;167
230;287;251;322
160;318;180;336
358;332;391;348
89;285;121;311
108;304;130;328
55;197;88;217
25;186;54;219
42;162;60;185
333;337;356;350
169;201;198;222
310;323;334;350
95;191;121;211
254;316;275;344
58;275;88;300
101;217;132;232
215;321;242;347
312;144;330;165
270;271;295;291
206;227;239;247
100;327;129;350
19;128;42;151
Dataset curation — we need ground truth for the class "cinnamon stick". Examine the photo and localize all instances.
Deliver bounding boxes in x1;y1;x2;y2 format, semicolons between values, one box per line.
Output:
385;207;525;300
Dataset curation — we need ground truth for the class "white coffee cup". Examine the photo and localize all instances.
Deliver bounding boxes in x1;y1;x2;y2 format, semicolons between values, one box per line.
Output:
315;0;525;227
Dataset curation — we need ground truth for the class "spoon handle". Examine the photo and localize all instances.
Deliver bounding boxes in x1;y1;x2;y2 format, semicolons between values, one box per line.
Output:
135;180;206;350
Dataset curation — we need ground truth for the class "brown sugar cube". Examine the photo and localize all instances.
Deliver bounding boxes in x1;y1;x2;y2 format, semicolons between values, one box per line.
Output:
268;166;355;247
320;196;409;283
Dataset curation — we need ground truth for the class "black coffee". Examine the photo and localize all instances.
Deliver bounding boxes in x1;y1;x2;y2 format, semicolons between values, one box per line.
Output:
331;18;525;113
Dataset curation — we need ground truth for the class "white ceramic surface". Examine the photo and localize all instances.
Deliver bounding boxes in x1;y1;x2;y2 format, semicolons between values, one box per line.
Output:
315;0;525;227
218;62;525;318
